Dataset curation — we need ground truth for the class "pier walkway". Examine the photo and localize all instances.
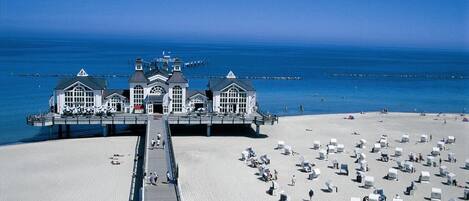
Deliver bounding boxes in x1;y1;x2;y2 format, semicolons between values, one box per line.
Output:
143;115;179;201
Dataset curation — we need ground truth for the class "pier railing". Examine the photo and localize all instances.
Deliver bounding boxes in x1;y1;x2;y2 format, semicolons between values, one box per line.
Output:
164;119;182;201
27;114;148;126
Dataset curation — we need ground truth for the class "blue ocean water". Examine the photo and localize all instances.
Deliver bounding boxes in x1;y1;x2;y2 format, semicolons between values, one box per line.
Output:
0;37;468;145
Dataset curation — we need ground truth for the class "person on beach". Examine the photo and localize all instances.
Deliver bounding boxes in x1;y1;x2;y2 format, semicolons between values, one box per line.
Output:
166;171;171;183
430;134;432;141
162;140;165;148
308;188;314;201
291;174;296;186
274;169;278;180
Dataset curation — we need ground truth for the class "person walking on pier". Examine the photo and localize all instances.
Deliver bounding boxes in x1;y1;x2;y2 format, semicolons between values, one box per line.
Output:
156;139;161;147
151;138;156;149
308;188;314;201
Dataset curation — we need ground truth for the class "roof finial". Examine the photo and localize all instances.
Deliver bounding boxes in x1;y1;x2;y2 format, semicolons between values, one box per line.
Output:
135;58;143;71
77;68;88;77
226;70;236;79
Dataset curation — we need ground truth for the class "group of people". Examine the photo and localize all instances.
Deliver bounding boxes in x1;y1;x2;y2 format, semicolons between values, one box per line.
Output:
151;133;164;149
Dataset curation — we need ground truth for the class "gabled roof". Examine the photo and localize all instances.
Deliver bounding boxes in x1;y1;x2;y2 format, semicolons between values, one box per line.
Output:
129;70;149;83
208;78;255;91
167;71;188;83
145;68;170;78
144;95;164;103
104;89;129;99
187;90;206;98
55;76;107;90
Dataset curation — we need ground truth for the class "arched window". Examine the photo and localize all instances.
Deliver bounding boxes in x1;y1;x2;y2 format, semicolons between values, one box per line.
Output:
150;86;165;95
133;85;144;108
64;85;94;108
220;86;246;113
172;86;182;112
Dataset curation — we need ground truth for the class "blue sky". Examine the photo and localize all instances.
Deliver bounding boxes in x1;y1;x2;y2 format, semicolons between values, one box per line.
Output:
0;0;467;50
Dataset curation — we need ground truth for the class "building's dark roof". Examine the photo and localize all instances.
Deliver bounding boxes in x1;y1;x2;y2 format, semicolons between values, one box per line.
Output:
104;89;130;99
129;70;149;83
55;76;107;90
145;68;170;78
208;78;255;91
187;90;206;98
144;95;164;103
167;71;188;83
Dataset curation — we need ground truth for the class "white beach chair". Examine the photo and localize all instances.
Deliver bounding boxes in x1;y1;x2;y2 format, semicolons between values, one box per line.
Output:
337;144;345;152
447;136;455;143
464;188;469;200
309;168;320;180
431;147;440;156
313;140;320;149
396;159;404;170
368;193;380;201
284;145;292;155
404;161;413;172
431;187;442;200
395;147;403;156
328;144;337;153
354;148;362;158
319;149;327;160
401;134;409;143
372;143;381;152
330;138;337;146
465;159;469;169
420;134;428;143
448;152;455;162
359;160;368;172
241;151;249;161
359;153;366;160
420;171;430;183
359;139;367;148
426;156;435;166
325;180;336;192
364;176;374;188
439;166;448;176
379;138;387;147
447;173;456;185
277;141;285;149
437;141;445;149
388;168;398;180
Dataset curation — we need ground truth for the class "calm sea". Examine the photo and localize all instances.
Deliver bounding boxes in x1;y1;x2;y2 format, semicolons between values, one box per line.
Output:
0;37;468;145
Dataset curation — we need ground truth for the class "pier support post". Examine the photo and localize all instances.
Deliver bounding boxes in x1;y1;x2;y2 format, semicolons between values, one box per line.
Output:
65;125;71;138
103;125;108;137
207;124;211;137
111;124;116;136
58;125;63;138
255;124;260;135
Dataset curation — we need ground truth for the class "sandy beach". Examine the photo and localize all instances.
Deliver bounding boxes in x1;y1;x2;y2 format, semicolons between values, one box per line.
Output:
173;112;468;201
0;136;138;201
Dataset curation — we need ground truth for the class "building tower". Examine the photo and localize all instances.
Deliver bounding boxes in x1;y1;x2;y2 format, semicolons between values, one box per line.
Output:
167;58;188;113
129;58;148;113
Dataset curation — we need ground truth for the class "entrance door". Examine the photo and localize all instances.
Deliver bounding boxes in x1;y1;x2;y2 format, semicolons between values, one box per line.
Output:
194;103;204;111
116;103;121;112
153;104;163;114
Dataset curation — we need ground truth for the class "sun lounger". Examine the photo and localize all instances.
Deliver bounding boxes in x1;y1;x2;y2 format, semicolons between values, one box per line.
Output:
364;176;374;188
354;148;362;158
313;140;320;149
464;188;469;200
340;164;349;175
420;171;430;183
395;147;403;156
401;134;409;143
359;160;368;171
431;187;442;200
420;134;428;143
465;159;469;169
328;144;337;153
241;151;249;161
359;139;367;148
325;180;336;192
388;168;398;180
